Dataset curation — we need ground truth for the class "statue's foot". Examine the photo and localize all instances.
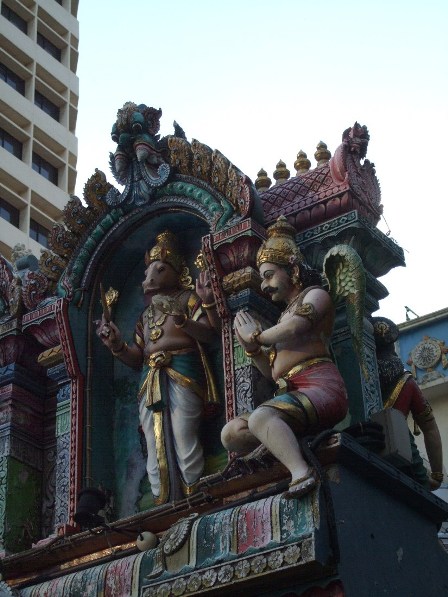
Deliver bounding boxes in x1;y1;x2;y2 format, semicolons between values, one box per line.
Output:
284;468;317;499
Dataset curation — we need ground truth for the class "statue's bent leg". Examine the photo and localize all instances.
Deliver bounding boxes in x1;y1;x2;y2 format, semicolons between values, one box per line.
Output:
248;406;310;483
138;398;161;498
168;377;204;487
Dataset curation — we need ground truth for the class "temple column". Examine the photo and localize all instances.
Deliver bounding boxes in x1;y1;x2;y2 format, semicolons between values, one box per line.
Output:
0;323;46;554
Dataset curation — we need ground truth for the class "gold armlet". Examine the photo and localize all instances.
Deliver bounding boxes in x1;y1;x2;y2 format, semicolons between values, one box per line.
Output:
174;314;188;328
294;302;318;323
245;347;262;358
202;301;216;310
414;404;434;425
431;472;444;482
112;342;128;357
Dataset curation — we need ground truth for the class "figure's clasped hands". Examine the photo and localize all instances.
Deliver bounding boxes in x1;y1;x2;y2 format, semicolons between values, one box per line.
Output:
234;310;263;351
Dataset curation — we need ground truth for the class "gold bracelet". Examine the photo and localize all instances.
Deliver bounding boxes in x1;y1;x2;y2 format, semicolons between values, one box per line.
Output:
431;471;444;482
174;314;188;328
250;330;263;345
245;347;262;358
202;301;216;309
112;341;128;356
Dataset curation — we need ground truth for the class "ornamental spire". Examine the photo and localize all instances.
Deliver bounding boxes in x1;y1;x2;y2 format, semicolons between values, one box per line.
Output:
273;159;290;185
294;150;311;175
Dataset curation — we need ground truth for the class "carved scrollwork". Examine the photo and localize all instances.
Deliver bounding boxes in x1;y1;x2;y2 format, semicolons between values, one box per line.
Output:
211;149;230;196
63;195;95;237
47;224;77;260
191;139;213;180
82;169;112;217
167;136;192;175
39;251;67;282
22;271;50;311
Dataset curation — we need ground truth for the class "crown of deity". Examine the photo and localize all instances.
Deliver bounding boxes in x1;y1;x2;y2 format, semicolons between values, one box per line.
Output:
256;216;304;268
145;231;186;273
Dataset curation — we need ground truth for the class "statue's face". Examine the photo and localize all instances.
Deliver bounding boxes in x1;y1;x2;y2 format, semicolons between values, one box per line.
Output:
259;262;295;303
142;260;179;294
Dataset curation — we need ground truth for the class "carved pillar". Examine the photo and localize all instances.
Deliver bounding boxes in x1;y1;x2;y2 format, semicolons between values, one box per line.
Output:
23;299;83;535
331;309;382;423
205;219;274;422
0;322;45;554
40;360;71;537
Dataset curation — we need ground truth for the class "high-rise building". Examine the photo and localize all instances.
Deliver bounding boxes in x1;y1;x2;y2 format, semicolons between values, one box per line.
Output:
0;0;79;260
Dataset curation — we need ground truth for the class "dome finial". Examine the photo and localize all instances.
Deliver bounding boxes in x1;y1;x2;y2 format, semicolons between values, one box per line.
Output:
294;150;311;175
255;168;272;193
314;141;331;167
273;160;290;185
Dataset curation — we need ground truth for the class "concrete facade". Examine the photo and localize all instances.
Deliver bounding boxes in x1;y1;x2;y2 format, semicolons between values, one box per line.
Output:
0;0;79;260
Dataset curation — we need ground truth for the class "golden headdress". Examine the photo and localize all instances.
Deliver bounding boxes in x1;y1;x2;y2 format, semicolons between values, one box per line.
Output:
256;216;304;268
145;231;193;289
145;231;185;272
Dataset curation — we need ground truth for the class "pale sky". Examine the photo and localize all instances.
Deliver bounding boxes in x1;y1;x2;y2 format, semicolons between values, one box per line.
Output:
75;0;448;325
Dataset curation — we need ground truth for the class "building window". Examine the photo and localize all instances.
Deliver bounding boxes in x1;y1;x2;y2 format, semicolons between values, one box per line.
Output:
55;0;63;4
35;90;60;121
0;62;25;95
32;152;58;185
37;32;62;62
1;3;28;34
0;198;20;228
30;218;49;247
0;127;23;159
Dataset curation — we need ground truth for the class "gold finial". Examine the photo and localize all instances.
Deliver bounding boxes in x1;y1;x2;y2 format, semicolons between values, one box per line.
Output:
294;150;311;175
255;168;272;193
273;160;290;185
314;141;331;167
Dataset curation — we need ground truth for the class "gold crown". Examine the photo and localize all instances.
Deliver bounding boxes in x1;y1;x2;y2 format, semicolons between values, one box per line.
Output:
256;216;304;268
145;231;185;273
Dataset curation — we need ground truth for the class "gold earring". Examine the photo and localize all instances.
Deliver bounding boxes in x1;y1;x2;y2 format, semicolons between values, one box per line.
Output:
292;272;300;287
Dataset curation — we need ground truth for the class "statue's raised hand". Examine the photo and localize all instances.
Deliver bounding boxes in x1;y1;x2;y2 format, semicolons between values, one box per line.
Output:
95;315;122;352
196;270;214;305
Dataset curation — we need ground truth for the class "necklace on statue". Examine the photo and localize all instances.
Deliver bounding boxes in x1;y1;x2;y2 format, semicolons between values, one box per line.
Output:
279;292;301;322
146;305;168;342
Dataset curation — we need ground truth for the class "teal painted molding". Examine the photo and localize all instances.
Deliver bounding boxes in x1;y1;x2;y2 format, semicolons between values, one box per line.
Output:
155;181;233;229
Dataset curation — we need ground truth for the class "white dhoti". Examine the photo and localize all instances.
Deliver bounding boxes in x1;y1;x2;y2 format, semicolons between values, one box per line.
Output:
139;375;204;503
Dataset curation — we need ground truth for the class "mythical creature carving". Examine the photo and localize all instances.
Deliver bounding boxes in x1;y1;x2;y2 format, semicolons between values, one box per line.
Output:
329;122;382;224
106;102;171;207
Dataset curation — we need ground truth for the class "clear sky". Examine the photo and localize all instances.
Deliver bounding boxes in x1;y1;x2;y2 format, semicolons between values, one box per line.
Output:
75;0;448;325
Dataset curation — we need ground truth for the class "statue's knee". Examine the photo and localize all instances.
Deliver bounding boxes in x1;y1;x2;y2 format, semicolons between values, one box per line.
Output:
221;417;250;450
221;421;236;450
248;407;270;435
